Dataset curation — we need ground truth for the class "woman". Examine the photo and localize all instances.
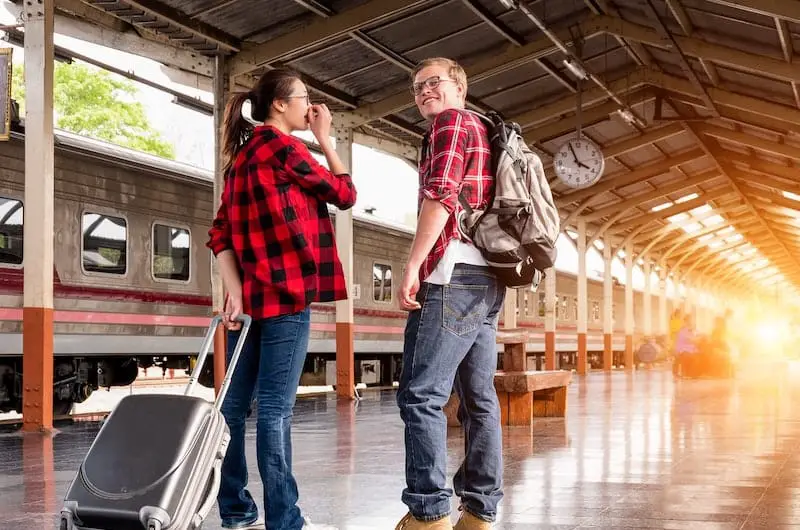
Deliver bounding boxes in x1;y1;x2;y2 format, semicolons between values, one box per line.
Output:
207;67;356;530
673;315;697;379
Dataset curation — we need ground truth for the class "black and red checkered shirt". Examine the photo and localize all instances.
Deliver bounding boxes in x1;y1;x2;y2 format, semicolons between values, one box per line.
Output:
207;125;357;320
418;108;494;282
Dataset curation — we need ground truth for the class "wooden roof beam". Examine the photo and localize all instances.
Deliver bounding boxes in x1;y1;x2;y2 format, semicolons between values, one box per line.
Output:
582;168;719;222
229;0;431;77
682;122;800;283
591;15;800;83
665;0;720;84
724;152;800;185
112;0;240;52
706;0;800;24
556;147;705;208
647;217;760;258
632;204;749;245
584;0;655;67
646;69;800;126
346;14;605;125
695;123;800;162
608;186;735;235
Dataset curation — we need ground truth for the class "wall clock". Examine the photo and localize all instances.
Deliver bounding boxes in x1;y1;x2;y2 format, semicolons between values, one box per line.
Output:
553;72;606;189
554;136;605;189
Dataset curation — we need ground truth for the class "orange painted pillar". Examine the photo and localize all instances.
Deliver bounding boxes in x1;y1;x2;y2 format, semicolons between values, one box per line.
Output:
625;335;634;369
22;0;55;433
577;333;587;375
544;265;556;371
211;56;229;398
24;431;56;512
23;309;54;431
602;242;614;371
336;322;355;397
545;331;556;370
335;127;355;399
213;315;226;395
624;241;635;371
576;219;588;375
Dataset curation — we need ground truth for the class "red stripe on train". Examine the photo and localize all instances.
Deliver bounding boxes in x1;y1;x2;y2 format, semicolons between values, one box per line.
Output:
0;308;407;334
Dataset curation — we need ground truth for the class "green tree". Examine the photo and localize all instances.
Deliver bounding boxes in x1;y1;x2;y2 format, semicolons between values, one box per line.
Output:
11;62;175;159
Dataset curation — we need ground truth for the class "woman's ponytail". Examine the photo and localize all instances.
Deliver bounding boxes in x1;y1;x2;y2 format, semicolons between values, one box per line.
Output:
221;91;253;175
220;67;301;175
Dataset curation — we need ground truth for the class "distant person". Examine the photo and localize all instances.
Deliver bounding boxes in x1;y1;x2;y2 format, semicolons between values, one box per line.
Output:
395;57;502;530
673;314;698;378
669;308;683;353
207;66;356;530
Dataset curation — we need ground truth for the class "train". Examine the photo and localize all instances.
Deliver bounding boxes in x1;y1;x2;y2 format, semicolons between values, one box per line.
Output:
0;128;675;415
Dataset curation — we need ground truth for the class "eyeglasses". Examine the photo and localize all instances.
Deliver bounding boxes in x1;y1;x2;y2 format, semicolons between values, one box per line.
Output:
410;76;456;96
285;94;310;104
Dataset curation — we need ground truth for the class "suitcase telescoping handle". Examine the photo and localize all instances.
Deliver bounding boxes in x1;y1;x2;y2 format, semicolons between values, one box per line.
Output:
184;313;253;410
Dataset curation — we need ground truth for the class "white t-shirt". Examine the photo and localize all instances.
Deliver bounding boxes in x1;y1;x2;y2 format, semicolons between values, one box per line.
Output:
424;238;487;285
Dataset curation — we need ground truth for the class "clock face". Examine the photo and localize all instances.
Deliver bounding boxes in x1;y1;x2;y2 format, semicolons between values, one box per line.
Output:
554;137;605;189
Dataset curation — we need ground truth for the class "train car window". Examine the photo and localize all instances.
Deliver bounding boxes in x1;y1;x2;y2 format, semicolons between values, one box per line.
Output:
153;224;190;282
591;300;600;321
572;296;578;321
373;263;392;303
82;213;127;275
559;295;568;320
0;197;22;265
538;292;545;317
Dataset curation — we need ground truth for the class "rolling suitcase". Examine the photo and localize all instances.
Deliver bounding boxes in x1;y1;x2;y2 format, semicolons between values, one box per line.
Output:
59;313;252;530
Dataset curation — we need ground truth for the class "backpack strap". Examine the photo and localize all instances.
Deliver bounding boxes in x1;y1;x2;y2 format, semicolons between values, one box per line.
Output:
458;186;474;216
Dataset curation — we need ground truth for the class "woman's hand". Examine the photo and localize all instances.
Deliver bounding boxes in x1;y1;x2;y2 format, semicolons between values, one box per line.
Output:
222;290;243;330
308;104;332;145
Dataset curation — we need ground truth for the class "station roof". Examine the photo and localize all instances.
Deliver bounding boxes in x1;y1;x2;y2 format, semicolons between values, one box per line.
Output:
40;0;800;299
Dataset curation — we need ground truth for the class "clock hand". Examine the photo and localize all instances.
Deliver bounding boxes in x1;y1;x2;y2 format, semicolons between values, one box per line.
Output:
568;143;591;170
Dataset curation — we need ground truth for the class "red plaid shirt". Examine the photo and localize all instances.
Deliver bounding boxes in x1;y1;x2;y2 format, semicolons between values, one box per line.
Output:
418;108;493;282
207;125;357;320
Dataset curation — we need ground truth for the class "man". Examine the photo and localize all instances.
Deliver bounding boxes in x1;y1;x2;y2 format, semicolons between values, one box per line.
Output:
394;57;504;530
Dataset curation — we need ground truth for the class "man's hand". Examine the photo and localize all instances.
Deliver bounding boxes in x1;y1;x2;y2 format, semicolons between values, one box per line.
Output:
400;264;422;311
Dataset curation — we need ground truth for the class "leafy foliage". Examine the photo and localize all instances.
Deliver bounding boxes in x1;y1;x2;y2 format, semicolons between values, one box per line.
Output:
11;62;175;159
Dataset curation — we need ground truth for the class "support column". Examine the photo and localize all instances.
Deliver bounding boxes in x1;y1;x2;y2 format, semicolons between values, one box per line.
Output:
211;55;228;396
544;267;556;370
659;268;668;336
335;127;355;400
643;260;652;337
602;242;613;371
502;288;519;369
624;241;634;370
503;288;517;329
22;0;55;432
577;219;588;375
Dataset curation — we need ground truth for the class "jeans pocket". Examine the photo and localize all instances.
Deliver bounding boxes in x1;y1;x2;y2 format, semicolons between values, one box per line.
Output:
442;284;488;336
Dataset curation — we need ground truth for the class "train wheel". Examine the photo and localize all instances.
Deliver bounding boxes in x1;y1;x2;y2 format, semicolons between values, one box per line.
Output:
54;398;74;416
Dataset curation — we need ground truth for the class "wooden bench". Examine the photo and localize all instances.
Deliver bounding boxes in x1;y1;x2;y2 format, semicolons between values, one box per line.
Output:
445;328;572;427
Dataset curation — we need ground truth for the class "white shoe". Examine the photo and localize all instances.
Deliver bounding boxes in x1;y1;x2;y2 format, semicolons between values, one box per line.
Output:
302;516;338;529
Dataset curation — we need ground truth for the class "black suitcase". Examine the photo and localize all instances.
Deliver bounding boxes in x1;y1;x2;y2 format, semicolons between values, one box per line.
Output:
59;314;252;530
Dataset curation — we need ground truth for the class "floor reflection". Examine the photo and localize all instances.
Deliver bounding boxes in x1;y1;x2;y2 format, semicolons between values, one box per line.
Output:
3;363;800;529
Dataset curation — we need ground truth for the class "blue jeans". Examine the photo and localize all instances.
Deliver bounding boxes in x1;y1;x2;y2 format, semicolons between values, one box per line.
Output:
217;308;310;530
397;264;505;522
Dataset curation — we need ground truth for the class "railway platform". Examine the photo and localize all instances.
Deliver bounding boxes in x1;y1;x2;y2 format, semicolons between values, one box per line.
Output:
2;363;799;530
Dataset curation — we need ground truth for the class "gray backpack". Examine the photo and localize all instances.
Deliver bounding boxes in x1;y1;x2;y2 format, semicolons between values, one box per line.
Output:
457;111;560;289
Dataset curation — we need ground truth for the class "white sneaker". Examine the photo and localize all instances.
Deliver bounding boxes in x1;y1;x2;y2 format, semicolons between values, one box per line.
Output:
302;516;338;529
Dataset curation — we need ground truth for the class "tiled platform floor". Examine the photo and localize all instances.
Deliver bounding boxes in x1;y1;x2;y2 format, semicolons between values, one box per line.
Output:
3;362;800;529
